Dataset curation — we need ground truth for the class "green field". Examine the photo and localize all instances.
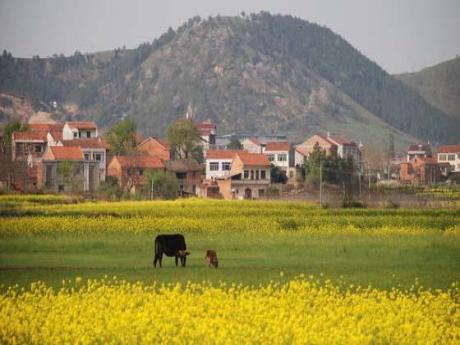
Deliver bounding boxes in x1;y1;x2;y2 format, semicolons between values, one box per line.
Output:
1;196;459;290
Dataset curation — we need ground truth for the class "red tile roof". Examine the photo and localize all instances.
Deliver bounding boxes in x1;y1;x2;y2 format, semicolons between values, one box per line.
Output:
206;150;245;159
29;123;64;132
265;142;291;151
236;152;270;166
115;155;165;169
47;146;84;160
66;121;97;130
62;138;107;149
438;145;460;153
12;131;48;141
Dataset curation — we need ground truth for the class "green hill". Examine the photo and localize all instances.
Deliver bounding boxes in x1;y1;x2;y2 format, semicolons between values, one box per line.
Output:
396;58;460;124
0;13;458;148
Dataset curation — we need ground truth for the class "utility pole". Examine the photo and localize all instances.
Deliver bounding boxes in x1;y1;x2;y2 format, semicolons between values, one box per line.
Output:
319;158;323;208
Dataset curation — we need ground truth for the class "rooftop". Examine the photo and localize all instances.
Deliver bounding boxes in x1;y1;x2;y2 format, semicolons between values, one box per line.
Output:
12;131;48;142
165;159;202;172
66;121;97;130
62;138;107;149
236;152;270;166
265;142;291;151
438;145;460;153
115;155;165;169
46;146;84;160
206;150;245;159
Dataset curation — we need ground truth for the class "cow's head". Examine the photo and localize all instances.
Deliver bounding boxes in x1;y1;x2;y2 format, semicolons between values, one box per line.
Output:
177;250;190;257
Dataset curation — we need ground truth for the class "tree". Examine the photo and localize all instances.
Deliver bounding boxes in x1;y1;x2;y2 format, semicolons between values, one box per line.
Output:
227;137;243;150
1;119;28;153
142;170;178;200
167;119;203;162
305;143;326;184
105;118;137;155
270;164;288;184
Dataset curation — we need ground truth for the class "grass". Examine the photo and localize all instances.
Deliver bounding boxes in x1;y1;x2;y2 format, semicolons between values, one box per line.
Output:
0;197;459;290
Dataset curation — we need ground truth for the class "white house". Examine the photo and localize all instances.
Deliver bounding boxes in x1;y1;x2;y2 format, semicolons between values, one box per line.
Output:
437;145;460;172
62;121;98;140
62;138;108;181
205;150;245;180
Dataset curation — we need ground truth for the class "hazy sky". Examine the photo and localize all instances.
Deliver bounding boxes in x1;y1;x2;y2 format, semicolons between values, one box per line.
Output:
0;0;459;74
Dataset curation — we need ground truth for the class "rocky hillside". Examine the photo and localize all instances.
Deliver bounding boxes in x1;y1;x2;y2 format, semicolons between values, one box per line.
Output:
396;58;460;123
1;13;458;149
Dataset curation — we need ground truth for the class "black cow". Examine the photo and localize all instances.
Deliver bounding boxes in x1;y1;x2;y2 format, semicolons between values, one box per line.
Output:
153;234;190;267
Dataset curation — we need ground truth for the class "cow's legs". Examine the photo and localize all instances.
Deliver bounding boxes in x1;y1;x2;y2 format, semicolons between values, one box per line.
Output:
154;253;162;268
180;256;186;267
175;256;179;267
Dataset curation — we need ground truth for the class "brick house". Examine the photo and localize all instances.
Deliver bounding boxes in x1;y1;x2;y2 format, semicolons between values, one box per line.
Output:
164;159;202;196
37;146;101;193
263;141;297;179
399;157;441;184
107;155;165;193
136;137;171;161
437;145;460;173
217;152;270;200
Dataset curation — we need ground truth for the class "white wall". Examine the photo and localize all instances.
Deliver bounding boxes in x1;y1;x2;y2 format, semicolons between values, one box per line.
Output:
438;152;460;172
205;158;232;180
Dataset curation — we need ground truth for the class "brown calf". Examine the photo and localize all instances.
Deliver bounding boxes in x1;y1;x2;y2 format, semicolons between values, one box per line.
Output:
205;250;218;268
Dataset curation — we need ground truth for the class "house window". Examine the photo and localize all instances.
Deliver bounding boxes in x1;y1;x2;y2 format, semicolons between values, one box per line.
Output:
34;145;42;153
439;154;446;161
261;170;266;180
58;184;64;192
73;132;78;138
209;162;219;171
448;154;455;161
86;131;91;138
84;153;90;160
278;153;287;162
256;170;259;180
139;168;144;176
267;154;275;162
243;170;249;179
222;162;231;171
259;189;265;197
250;170;254;180
94;153;102;161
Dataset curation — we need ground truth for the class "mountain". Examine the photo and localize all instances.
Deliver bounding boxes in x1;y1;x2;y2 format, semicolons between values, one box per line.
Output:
1;12;459;150
396;58;460;124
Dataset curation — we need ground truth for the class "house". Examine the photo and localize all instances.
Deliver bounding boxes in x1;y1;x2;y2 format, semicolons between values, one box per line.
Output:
198;120;216;151
11;131;49;161
217;152;270;200
107;155;165;193
165;159;202;196
62;121;98;140
263;141;296;178
437;145;460;173
62;138;108;181
136;137;171;161
399;157;441;184
294;147;307;167
37;146;101;193
205;150;246;180
297;133;362;164
407;144;432;161
241;138;264;154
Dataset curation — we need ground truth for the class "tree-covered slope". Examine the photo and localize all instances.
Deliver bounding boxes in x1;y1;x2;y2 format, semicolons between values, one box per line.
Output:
0;13;458;146
396;58;460;123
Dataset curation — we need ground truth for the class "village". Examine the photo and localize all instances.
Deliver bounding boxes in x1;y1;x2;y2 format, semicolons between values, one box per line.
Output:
0;116;459;200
